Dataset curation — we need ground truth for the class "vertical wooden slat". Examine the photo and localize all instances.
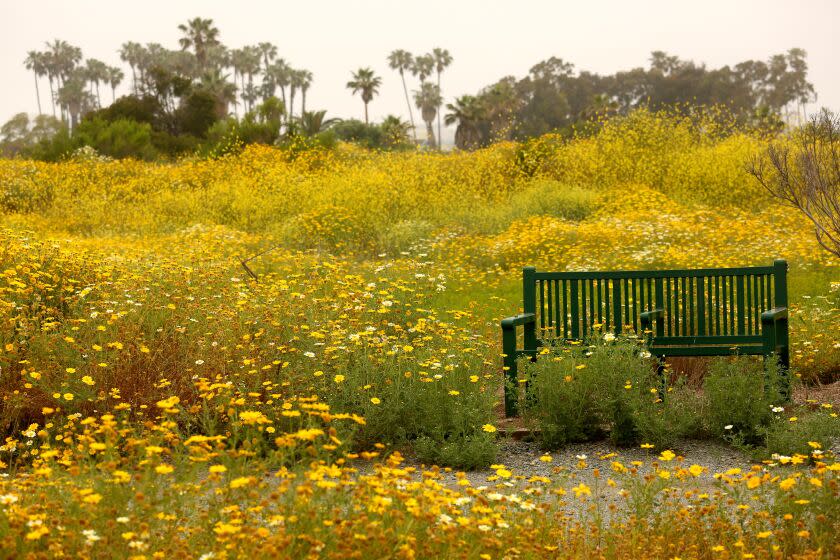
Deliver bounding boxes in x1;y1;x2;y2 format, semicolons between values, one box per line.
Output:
581;280;588;336
612;279;622;335
621;278;631;330
588;279;596;332
554;280;561;337
597;279;606;324
570;279;579;339
746;275;753;335
688;276;695;336
766;274;773;311
736;275;746;335
539;280;546;331
664;278;672;336
655;277;665;337
714;276;721;335
728;276;736;335
546;279;553;335
680;277;688;336
696;276;706;336
562;280;569;339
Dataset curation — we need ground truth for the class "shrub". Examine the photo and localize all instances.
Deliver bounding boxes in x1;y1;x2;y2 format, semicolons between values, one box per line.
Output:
524;336;703;449
317;348;498;468
762;408;840;459
703;356;781;446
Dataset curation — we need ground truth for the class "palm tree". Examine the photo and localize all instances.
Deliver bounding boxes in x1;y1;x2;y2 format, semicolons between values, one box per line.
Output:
106;66;124;103
297;69;313;116
414;82;442;148
177;17;220;73
431;48;453;149
257;42;277;72
346;67;381;125
387;49;417;142
45;40;82;121
411;54;434;84
267;59;291;109
119;41;144;94
57;68;94;131
299;110;341;136
241;46;262;113
85;58;109;108
200;69;237;118
24;51;46;115
445;95;485;150
381;115;412;148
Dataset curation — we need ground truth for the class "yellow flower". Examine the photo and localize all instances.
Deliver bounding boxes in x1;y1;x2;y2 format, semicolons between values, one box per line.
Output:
572;483;591;497
495;468;512;478
778;477;797;491
688;464;704;477
155;464;174;474
756;531;772;539
539;454;552;462
334;374;345;383
482;424;496;433
658;450;676;462
448;390;460;396
82;493;103;504
209;465;227;473
229;476;254;489
370;397;381;405
156;396;180;409
239;410;272;425
81;375;95;386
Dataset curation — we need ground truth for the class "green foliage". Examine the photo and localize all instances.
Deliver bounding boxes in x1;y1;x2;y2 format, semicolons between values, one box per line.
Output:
91;95;161;126
318;350;498;468
702;356;780;445
525;337;704;449
74;118;158;160
175;89;218;138
762;408;840;459
332;119;385;149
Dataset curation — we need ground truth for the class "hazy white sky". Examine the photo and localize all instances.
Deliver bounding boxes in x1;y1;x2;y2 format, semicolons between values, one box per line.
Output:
2;0;838;136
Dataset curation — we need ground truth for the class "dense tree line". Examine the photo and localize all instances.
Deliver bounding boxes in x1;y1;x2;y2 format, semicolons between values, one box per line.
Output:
0;16;818;158
445;49;815;149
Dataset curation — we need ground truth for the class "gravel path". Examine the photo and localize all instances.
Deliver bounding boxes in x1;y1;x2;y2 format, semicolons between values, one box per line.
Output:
400;438;754;491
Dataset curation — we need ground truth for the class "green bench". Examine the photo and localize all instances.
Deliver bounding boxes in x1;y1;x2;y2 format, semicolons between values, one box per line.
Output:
501;260;790;416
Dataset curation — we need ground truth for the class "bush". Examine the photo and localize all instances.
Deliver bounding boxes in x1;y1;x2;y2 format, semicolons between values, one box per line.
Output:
317;348;498;469
762;408;839;459
524;336;703;449
75;118;158;160
702;356;781;446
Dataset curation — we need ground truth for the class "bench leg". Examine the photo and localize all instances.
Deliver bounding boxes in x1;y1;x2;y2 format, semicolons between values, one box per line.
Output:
502;328;518;417
656;359;666;402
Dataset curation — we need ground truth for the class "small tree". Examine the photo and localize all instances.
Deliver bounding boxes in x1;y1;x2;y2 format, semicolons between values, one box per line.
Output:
748;109;840;258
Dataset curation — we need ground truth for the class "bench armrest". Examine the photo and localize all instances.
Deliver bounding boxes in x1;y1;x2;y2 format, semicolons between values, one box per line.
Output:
501;313;536;330
640;308;664;323
640;308;664;331
761;307;788;322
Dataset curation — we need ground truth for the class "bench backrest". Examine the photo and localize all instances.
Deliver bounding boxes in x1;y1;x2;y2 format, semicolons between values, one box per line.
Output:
524;260;787;341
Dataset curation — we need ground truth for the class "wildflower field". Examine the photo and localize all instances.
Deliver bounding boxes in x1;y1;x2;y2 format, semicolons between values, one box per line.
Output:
0;111;838;559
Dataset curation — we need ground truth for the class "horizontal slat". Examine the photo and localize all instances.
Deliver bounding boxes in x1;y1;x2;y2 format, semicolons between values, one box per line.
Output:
653;335;764;345
533;266;775;281
649;345;767;357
